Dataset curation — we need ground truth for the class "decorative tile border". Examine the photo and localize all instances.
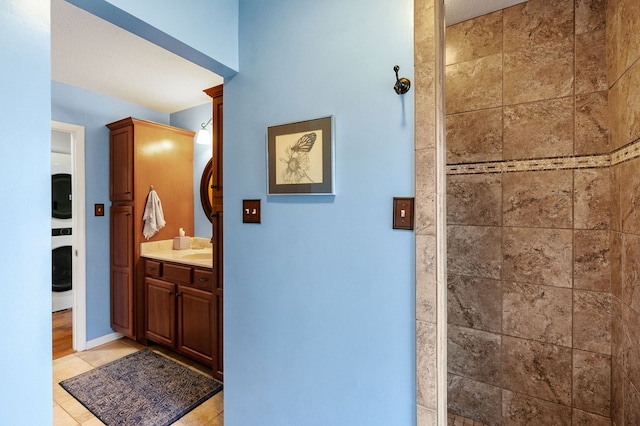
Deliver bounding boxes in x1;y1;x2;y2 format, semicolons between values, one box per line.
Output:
447;139;640;175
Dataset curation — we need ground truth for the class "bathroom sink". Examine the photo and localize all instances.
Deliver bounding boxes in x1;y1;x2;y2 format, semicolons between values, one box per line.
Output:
180;253;212;260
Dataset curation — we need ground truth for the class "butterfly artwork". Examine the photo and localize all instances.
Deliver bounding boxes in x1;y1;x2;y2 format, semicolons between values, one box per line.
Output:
268;116;333;195
290;132;316;153
279;132;318;184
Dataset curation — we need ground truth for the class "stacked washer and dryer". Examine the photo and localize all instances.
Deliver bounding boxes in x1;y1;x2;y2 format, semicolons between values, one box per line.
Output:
52;131;73;313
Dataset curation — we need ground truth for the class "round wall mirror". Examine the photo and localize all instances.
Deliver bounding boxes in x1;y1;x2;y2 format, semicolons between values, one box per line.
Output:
200;158;214;222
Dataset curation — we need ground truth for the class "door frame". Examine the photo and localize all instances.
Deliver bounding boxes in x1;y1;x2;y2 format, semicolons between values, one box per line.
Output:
52;120;87;351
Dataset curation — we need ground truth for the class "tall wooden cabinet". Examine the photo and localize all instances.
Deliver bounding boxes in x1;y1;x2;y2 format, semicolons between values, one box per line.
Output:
204;85;224;380
108;117;194;341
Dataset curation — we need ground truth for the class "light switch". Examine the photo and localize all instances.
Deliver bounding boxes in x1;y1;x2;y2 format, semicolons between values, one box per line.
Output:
393;197;414;230
243;199;261;223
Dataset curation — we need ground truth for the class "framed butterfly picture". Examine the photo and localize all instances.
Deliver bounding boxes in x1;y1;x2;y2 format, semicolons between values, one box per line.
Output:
267;116;334;195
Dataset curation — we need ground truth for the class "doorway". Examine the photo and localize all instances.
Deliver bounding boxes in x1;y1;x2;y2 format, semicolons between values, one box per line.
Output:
51;121;86;355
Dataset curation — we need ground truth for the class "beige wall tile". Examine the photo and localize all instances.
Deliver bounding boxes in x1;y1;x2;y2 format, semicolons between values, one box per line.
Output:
448;325;502;386
502;170;573;228
575;0;606;34
576;30;607;94
445;53;502;114
415;0;435;65
502;227;573;288
611;165;622;232
504;39;574;105
573;289;612;354
503;281;572;346
447;274;502;333
622;0;640;69
447;225;502;280
448;374;503;425
572;409;612;426
416;405;436;426
415;61;436;150
446;108;502;163
416;235;437;323
416;320;437;410
611;297;625;369
624;373;640;426
620;157;640;235
503;98;574;159
447;173;502;226
572;350;611;417
575;91;609;155
620;302;640;391
606;0;624;85
415;148;436;235
574;230;611;292
609;62;640;150
611;360;625;426
503;0;574;52
502;336;572;405
445;11;502;65
574;168;611;230
502;390;571;425
611;232;623;298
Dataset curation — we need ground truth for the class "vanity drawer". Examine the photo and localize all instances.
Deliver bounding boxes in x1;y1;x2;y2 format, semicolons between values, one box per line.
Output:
144;260;162;278
163;263;192;284
193;269;214;291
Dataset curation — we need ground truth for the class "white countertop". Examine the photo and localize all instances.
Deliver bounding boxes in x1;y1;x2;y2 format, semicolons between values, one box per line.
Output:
140;238;213;268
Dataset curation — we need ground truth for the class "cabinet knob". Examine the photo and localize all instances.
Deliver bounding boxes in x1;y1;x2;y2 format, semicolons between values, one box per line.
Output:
124;212;131;216
168;291;174;296
199;277;208;282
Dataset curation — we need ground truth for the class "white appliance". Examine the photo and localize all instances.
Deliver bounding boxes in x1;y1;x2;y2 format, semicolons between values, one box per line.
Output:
52;229;73;312
51;132;73;312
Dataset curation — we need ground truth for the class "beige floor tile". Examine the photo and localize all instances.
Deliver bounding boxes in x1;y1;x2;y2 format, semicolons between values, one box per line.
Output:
53;355;94;383
53;404;79;426
76;339;139;367
58;396;94;423
80;417;104;426
179;392;224;425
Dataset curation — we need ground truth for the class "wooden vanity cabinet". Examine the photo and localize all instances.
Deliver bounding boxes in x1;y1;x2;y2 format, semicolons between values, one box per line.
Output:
108;117;194;341
144;259;217;370
204;84;224;381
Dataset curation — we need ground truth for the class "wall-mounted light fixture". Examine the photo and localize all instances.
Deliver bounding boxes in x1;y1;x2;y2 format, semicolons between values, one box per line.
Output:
196;117;213;145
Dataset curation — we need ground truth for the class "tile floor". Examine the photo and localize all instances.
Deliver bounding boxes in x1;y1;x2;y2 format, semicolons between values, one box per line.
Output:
53;338;223;425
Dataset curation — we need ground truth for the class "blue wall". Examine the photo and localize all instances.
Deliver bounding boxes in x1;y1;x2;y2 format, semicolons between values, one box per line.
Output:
3;0;415;422
223;0;415;424
52;81;169;340
0;1;52;423
170;103;214;238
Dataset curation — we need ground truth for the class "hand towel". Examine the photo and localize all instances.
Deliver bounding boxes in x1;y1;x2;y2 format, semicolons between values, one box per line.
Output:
142;189;166;240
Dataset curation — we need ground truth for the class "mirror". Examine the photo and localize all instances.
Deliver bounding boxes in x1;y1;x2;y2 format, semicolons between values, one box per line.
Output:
200;158;214;222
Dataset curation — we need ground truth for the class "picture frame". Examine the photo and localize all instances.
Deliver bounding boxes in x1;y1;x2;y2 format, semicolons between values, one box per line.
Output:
267;116;334;195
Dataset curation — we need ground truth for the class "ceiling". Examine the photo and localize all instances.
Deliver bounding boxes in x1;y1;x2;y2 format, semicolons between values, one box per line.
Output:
51;0;527;114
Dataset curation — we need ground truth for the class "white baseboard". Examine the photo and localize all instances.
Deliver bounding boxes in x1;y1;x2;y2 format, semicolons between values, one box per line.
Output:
85;332;124;350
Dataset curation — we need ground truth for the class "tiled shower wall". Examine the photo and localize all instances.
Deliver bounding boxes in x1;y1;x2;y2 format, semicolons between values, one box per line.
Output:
608;0;640;424
415;0;444;424
445;0;615;424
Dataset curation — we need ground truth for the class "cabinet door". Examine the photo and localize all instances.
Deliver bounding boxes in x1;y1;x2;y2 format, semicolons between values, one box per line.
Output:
110;125;133;201
177;285;213;366
145;277;176;347
110;205;134;337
